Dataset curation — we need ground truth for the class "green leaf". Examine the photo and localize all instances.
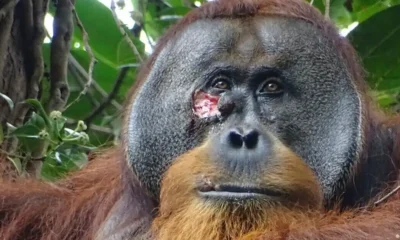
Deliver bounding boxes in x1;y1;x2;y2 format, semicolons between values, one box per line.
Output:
41;148;88;180
49;114;67;141
48;0;142;115
329;0;354;28
74;0;145;65
59;0;142;114
25;99;52;128
10;112;47;152
160;6;191;16
352;0;378;12
307;0;325;14
376;92;397;108
0;92;14;110
11;112;46;136
131;0;147;13
353;0;400;23
348;5;400;93
162;0;181;7
144;2;175;40
307;0;354;28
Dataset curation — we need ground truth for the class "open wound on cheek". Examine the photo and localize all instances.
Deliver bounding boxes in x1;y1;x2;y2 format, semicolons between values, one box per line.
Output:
193;90;221;118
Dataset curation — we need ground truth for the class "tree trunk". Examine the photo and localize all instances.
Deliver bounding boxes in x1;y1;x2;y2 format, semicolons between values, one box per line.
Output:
0;0;49;178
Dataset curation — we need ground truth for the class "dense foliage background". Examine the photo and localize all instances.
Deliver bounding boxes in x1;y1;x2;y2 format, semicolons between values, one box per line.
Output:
0;0;399;179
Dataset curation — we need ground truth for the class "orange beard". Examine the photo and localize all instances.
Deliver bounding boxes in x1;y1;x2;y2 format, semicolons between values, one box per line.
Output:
152;143;322;240
153;198;320;240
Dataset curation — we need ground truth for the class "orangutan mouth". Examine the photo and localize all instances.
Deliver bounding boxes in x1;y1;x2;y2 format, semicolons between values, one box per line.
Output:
197;183;284;200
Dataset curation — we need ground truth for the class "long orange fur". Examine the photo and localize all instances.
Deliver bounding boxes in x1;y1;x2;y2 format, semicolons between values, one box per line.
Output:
0;0;399;239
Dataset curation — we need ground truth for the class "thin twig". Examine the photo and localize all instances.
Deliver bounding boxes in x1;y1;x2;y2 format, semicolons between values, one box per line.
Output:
143;29;154;49
325;0;330;19
64;1;97;110
23;0;49;101
110;0;144;63
374;185;400;206
44;27;120;112
66;119;114;135
84;67;129;126
68;62;101;107
68;54;123;110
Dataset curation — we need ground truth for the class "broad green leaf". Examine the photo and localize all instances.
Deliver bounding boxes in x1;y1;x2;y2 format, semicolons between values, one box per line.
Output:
11;112;46;136
41;152;79;180
48;0;142;115
41;147;89;180
353;0;400;23
376;92;397;108
329;0;353;28
160;6;191;16
10;112;47;152
162;0;181;7
307;0;354;28
352;0;379;12
25;99;51;128
70;47;137;97
348;5;400;93
352;0;400;13
308;0;325;13
144;2;175;40
74;0;145;66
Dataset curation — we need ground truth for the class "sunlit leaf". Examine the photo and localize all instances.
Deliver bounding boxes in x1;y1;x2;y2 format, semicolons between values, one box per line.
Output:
348;5;400;93
353;0;400;23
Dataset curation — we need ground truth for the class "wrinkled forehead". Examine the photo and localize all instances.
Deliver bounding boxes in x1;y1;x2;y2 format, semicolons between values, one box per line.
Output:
159;16;337;69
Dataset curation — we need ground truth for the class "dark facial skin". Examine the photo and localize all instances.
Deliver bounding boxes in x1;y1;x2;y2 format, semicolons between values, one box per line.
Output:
127;16;362;202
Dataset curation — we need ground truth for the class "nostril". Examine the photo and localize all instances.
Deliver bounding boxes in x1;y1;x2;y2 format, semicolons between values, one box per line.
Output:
243;130;259;149
228;130;243;149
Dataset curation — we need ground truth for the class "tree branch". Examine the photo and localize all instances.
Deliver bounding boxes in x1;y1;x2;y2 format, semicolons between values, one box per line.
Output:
0;0;19;19
46;0;74;112
64;1;97;110
68;54;123;111
66;119;114;135
4;0;50;176
325;0;330;18
68;62;101;107
0;1;16;99
110;0;144;63
5;0;49;153
84;67;129;126
375;185;400;206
